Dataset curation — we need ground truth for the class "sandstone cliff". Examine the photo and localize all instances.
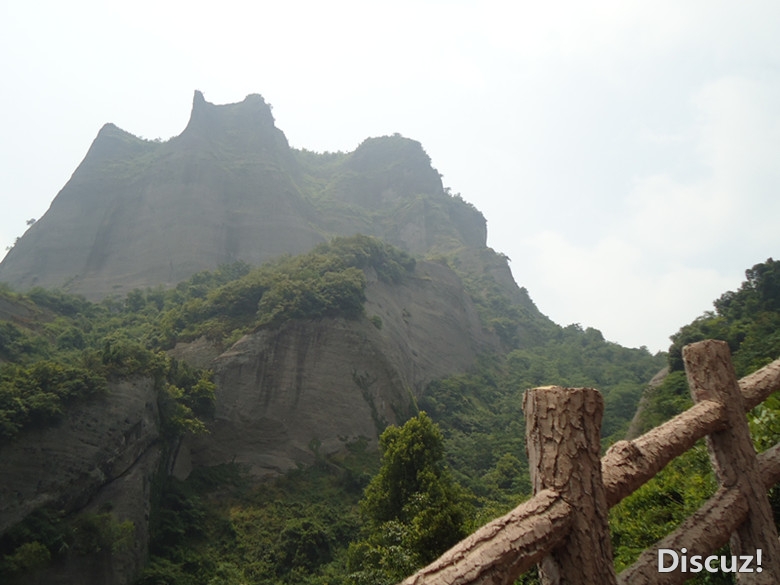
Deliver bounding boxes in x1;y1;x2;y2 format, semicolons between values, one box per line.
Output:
184;260;497;476
0;92;322;297
0;92;489;302
0;378;161;585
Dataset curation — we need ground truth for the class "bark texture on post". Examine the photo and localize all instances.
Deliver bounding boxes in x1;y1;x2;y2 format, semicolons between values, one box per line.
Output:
524;386;617;585
683;340;780;583
759;441;780;487
740;356;780;411
602;400;727;507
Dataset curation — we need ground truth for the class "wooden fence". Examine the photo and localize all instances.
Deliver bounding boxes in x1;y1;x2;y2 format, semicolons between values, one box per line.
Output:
399;339;780;585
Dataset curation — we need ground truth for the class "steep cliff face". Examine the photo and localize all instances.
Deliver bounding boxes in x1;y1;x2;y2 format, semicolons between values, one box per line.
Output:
0;92;320;297
182;259;497;476
0;378;161;585
0;93;489;301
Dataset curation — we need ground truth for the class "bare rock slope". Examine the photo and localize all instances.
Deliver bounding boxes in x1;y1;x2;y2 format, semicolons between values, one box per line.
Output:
187;260;497;476
0;92;488;300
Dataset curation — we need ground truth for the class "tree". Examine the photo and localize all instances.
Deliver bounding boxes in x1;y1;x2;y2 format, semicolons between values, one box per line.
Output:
348;413;470;584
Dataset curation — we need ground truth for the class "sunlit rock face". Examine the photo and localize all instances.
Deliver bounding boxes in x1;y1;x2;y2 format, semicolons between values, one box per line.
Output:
0;92;487;300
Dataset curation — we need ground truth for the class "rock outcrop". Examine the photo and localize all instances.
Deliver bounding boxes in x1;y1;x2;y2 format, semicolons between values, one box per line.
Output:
186;260;497;476
0;93;488;301
0;92;323;298
0;378;161;585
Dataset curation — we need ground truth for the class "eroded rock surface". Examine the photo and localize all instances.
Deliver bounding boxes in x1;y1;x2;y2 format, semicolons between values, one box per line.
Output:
0;378;161;585
188;260;497;476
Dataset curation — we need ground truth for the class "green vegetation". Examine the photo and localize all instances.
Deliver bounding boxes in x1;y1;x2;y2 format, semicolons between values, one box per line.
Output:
0;305;215;444
138;448;374;585
0;360;106;439
0;282;218;444
633;258;780;435
135;414;469;585
420;330;663;510
441;247;556;348
347;413;471;585
0;506;134;580
156;234;414;346
609;258;780;583
13;239;776;584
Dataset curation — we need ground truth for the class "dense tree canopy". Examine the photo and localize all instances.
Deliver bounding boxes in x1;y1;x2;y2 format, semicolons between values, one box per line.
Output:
347;413;470;584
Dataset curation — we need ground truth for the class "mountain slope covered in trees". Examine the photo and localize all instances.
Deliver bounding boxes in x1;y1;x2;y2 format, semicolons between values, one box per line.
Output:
0;248;665;585
0;93;668;585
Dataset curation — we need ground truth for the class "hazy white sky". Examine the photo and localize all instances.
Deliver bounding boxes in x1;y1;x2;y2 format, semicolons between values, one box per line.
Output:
1;0;778;352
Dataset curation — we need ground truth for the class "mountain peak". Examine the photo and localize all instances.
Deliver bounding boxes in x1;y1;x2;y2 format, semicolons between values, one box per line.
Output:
182;91;277;145
0;92;488;298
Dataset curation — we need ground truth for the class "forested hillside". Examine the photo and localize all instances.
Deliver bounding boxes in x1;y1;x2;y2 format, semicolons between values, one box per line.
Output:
0;235;665;585
17;248;776;584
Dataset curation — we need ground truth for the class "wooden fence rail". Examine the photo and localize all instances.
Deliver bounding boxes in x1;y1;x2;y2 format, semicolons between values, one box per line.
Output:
399;340;780;585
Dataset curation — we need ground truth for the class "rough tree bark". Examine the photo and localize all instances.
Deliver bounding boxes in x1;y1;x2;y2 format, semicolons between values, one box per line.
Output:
684;340;780;583
740;356;780;411
524;386;618;585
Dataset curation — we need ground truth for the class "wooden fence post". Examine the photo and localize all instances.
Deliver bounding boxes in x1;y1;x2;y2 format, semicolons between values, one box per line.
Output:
683;340;780;582
524;386;618;584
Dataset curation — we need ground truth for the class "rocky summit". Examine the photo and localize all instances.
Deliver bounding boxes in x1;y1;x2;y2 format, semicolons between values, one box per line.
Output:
0;91;489;300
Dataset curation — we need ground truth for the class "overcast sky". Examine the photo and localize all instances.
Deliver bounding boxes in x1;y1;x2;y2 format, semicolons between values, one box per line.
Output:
1;1;778;352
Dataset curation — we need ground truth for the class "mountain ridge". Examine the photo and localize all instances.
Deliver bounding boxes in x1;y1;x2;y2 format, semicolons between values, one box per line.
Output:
0;92;490;303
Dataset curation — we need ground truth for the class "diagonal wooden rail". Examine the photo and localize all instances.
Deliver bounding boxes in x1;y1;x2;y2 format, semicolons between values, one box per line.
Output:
399;341;780;585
